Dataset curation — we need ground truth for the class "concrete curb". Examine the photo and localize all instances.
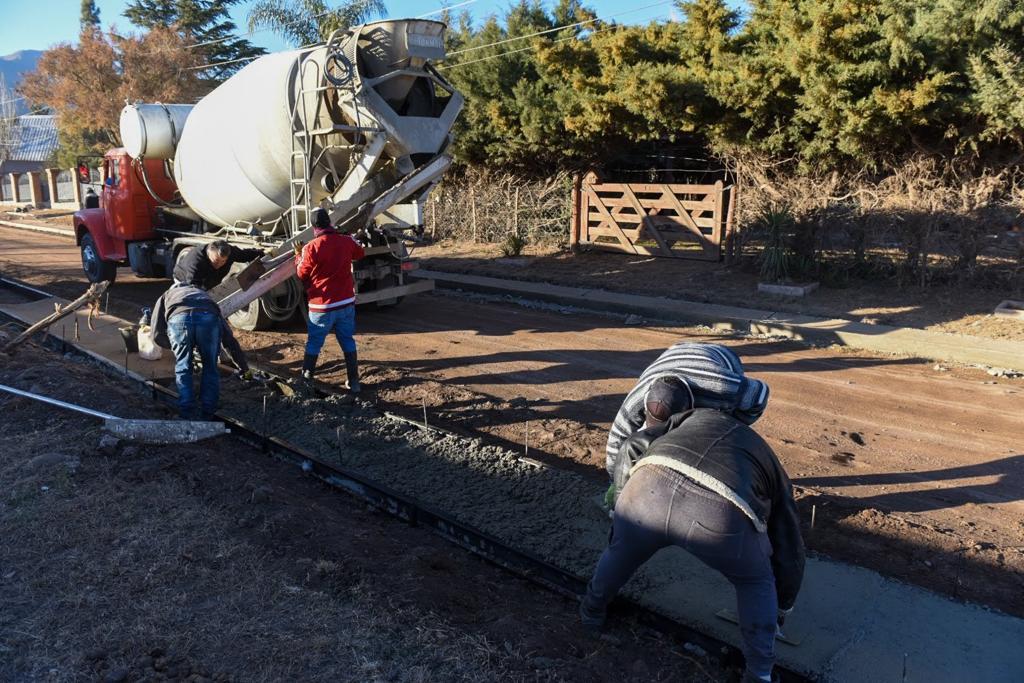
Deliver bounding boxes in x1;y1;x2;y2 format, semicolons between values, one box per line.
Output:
0;219;76;238
416;269;1024;371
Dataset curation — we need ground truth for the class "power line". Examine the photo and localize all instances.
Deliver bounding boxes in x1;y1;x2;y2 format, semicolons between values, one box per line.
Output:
447;0;675;57
183;2;477;72
440;11;670;71
157;1;476;60
418;0;477;18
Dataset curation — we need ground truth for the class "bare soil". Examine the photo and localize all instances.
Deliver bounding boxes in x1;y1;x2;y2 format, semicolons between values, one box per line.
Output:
0;340;722;683
414;241;1024;342
2;225;1023;621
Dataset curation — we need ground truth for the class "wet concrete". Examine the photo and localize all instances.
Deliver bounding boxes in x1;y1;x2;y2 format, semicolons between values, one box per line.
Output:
222;388;1024;681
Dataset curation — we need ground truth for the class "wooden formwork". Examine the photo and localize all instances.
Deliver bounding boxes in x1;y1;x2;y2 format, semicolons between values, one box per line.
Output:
570;171;734;261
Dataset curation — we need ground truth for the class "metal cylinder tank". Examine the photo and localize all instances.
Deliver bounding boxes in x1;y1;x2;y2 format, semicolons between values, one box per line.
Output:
171;48;316;228
170;19;462;231
120;103;194;160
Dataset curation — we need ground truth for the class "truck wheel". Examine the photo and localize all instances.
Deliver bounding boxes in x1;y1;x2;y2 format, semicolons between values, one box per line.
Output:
228;298;273;332
81;233;117;283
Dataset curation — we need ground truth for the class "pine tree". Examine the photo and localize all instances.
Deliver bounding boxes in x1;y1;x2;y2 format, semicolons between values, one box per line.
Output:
80;0;101;30
123;0;266;80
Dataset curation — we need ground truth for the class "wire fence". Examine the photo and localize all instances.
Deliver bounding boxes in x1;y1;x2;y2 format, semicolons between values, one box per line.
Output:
426;168;574;249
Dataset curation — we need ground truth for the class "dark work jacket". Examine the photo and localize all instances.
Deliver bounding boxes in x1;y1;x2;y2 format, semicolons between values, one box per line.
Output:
617;408;805;609
150;285;221;349
173;244;263;290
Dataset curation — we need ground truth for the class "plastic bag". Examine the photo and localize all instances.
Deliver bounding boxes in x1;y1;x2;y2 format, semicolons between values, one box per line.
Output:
137;324;163;361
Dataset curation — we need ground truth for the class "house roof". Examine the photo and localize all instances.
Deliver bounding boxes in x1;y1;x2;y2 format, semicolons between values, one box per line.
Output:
10;114;58;163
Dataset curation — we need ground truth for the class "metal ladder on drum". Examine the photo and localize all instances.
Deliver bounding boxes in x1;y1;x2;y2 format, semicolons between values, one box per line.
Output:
286;54;326;239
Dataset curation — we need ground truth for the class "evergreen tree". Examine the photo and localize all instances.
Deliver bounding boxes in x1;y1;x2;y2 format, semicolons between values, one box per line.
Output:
80;0;101;30
123;0;266;80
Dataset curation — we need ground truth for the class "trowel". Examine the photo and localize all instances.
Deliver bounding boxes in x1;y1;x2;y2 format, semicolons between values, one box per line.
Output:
0;384;229;444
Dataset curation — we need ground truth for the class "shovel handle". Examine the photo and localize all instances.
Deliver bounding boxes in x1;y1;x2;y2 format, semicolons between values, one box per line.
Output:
0;383;115;421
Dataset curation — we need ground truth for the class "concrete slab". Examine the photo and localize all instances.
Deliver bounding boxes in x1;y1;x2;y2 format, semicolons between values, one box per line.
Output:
0;296;175;381
417;270;1024;371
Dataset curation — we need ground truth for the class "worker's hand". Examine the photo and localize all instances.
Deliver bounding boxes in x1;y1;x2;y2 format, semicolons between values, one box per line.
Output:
292;241;303;257
263;246;276;257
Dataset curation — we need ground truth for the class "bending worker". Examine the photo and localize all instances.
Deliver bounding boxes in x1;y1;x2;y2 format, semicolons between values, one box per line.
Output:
173;239;264;378
297;208;366;392
151;284;221;420
583;343;804;683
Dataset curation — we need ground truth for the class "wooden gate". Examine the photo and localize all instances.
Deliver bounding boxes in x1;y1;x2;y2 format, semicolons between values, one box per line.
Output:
570;172;734;261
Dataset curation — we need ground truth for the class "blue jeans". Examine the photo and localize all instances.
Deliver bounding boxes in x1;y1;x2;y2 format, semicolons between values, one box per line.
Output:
305;305;356;355
168;310;221;419
583;465;778;678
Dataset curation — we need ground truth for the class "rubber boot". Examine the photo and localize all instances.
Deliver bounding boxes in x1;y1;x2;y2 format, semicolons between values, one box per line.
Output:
301;353;318;382
344;350;361;394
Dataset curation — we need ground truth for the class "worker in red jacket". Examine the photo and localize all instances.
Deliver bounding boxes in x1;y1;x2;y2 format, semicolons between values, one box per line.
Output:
296;208;366;392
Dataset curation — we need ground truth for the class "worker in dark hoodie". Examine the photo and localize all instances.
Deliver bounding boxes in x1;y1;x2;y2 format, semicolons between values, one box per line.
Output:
583;364;805;683
173;239;264;379
151;284;222;420
296;208;365;391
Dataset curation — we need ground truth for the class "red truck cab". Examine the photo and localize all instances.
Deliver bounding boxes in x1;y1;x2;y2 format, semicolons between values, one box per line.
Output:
74;149;177;282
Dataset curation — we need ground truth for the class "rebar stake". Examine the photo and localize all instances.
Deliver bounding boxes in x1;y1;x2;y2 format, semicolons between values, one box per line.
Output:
262;394;269;451
811;504;817;530
525;421;529;457
421;396;428;428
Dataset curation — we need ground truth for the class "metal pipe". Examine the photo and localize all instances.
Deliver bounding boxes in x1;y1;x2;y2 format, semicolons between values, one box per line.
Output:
0;383;115;420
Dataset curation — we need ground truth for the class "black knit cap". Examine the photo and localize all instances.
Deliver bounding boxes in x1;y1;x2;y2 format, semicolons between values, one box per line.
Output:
311;208;331;229
644;376;692;427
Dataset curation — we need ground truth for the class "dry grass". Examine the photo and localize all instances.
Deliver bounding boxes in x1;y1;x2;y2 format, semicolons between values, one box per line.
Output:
725;153;1024;290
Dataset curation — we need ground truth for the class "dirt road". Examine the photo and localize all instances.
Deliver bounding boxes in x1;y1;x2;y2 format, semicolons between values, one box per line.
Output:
2;225;1022;616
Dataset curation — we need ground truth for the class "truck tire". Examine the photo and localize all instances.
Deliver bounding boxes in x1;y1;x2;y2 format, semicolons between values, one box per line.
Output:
81;233;117;283
228;298;273;332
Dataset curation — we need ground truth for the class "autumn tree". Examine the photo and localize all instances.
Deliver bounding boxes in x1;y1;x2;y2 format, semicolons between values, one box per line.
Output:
19;26;207;167
124;0;265;80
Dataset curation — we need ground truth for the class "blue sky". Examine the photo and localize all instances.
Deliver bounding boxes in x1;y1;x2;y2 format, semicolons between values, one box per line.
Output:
0;1;693;56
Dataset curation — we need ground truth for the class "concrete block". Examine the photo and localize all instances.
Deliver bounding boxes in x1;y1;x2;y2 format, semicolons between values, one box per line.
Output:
994;300;1024;319
757;281;820;297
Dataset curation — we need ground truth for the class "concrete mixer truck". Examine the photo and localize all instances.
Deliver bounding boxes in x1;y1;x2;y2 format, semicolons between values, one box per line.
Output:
73;19;463;330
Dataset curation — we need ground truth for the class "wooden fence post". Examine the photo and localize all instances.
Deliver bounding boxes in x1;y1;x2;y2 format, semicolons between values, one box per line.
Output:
569;173;582;249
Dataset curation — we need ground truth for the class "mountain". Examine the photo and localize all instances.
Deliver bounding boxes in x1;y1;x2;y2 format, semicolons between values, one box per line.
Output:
1;50;43;114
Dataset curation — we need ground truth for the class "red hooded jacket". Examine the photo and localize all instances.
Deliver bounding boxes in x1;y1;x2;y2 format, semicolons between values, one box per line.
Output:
296;227;366;312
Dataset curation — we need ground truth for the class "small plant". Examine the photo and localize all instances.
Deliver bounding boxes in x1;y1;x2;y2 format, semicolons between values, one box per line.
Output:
758;206;796;283
500;232;528;257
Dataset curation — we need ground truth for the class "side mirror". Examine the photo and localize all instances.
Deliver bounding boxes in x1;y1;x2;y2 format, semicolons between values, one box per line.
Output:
77;164;90;183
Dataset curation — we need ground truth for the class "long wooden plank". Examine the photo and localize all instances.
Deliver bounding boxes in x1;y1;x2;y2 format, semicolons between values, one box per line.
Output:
593;196;716;212
593;210;718;229
590;182;720;195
